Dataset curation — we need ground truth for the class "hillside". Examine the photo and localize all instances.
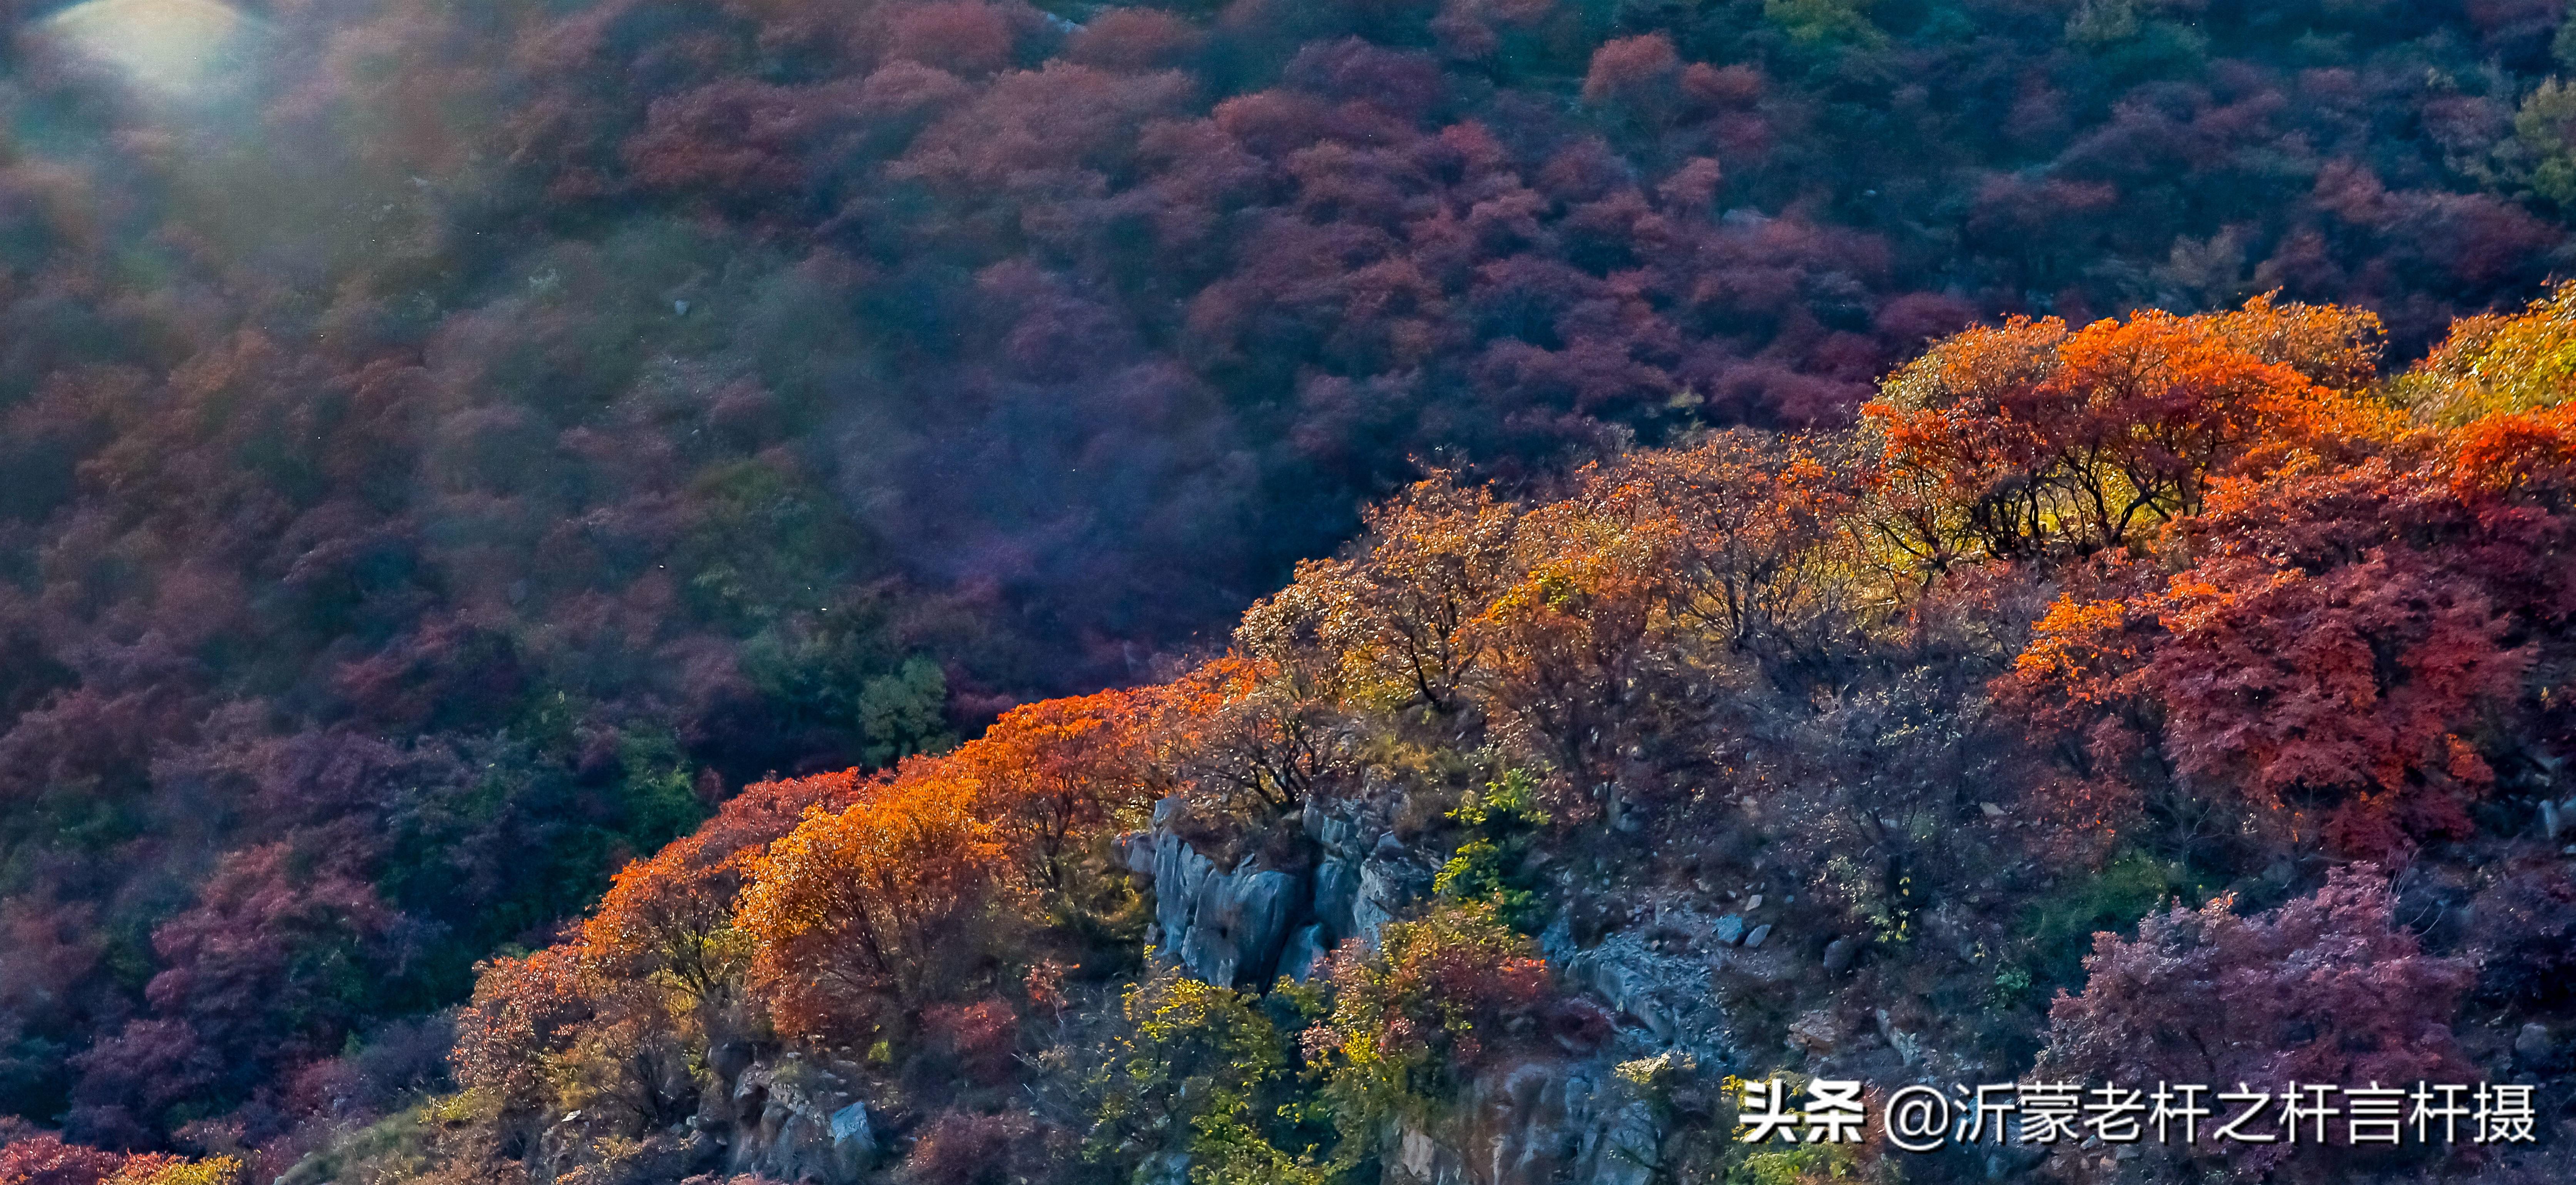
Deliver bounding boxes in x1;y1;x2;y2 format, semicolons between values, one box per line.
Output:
36;288;2557;1185
8;0;2576;1180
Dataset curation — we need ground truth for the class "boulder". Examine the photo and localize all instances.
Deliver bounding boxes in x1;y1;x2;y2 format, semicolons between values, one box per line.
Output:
828;1102;874;1161
2514;1021;2557;1068
1311;856;1362;941
721;1058;873;1183
1561;929;1723;1056
1822;937;1859;975
1391;1057;1688;1185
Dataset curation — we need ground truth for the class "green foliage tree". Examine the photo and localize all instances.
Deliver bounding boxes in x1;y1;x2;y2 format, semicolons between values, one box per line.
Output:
1084;971;1329;1185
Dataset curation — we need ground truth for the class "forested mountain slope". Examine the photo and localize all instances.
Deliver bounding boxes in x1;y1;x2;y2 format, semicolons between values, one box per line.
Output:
27;289;2572;1185
8;0;2576;1176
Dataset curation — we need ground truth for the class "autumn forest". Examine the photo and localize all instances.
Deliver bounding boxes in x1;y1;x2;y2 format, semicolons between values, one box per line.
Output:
4;0;2576;1183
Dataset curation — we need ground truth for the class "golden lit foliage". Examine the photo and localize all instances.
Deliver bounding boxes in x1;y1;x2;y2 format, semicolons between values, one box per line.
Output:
110;1159;243;1185
734;767;1020;1038
575;769;876;1005
471;682;1175;1056
1304;901;1560;1133
1865;298;2391;567
1082;971;1318;1178
1623;431;1862;660
1237;474;1520;711
1148;655;1332;818
2402;280;2576;425
0;1137;242;1185
939;688;1162;896
1228;432;1880;810
1461;476;1684;776
2201;292;2385;390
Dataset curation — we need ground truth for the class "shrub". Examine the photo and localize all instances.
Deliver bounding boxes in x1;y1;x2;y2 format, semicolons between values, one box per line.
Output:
1083;971;1325;1181
2467;860;2576;1007
898;1110;1040;1185
1304;901;1555;1137
2041;867;2472;1181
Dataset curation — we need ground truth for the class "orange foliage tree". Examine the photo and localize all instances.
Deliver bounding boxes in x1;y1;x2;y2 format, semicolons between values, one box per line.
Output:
1461;475;1683;789
468;689;1173;1073
1624;431;1861;672
734;767;1021;1040
1237;474;1521;713
574;769;879;1006
937;688;1161;899
1147;656;1335;819
452;945;599;1120
454;771;881;1125
1864;299;2385;567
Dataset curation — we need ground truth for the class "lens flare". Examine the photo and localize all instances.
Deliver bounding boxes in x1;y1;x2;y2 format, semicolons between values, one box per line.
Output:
40;0;254;95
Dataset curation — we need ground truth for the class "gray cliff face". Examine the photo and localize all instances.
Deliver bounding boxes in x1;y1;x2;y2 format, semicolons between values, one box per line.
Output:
505;1051;879;1185
1390;1060;1660;1185
1545;902;1747;1072
722;1057;878;1184
1117;791;1428;990
1119;796;1745;1185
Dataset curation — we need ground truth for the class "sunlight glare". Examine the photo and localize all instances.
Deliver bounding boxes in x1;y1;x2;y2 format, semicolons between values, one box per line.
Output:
41;0;253;96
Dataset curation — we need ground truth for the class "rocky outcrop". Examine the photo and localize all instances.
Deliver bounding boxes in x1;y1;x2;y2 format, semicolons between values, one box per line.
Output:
1119;791;1729;1185
717;1054;878;1184
1120;791;1426;989
1389;1058;1663;1185
1122;805;1306;989
1547;910;1736;1070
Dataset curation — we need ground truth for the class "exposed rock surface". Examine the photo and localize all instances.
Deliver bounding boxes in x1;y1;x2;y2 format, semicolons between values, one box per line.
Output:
720;1056;878;1183
1121;801;1747;1185
2516;1021;2558;1069
1822;936;1859;974
1390;1060;1647;1185
1118;793;1424;988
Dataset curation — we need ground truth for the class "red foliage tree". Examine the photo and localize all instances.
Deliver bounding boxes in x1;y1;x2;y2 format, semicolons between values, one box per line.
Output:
0;1132;129;1185
66;845;406;1145
2004;424;2557;859
1865;302;2382;565
2043;868;2473;1181
453;945;596;1117
896;1109;1041;1185
886;2;1026;78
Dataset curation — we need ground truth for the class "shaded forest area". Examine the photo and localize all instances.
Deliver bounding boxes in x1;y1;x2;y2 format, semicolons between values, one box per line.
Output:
5;0;2576;1172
